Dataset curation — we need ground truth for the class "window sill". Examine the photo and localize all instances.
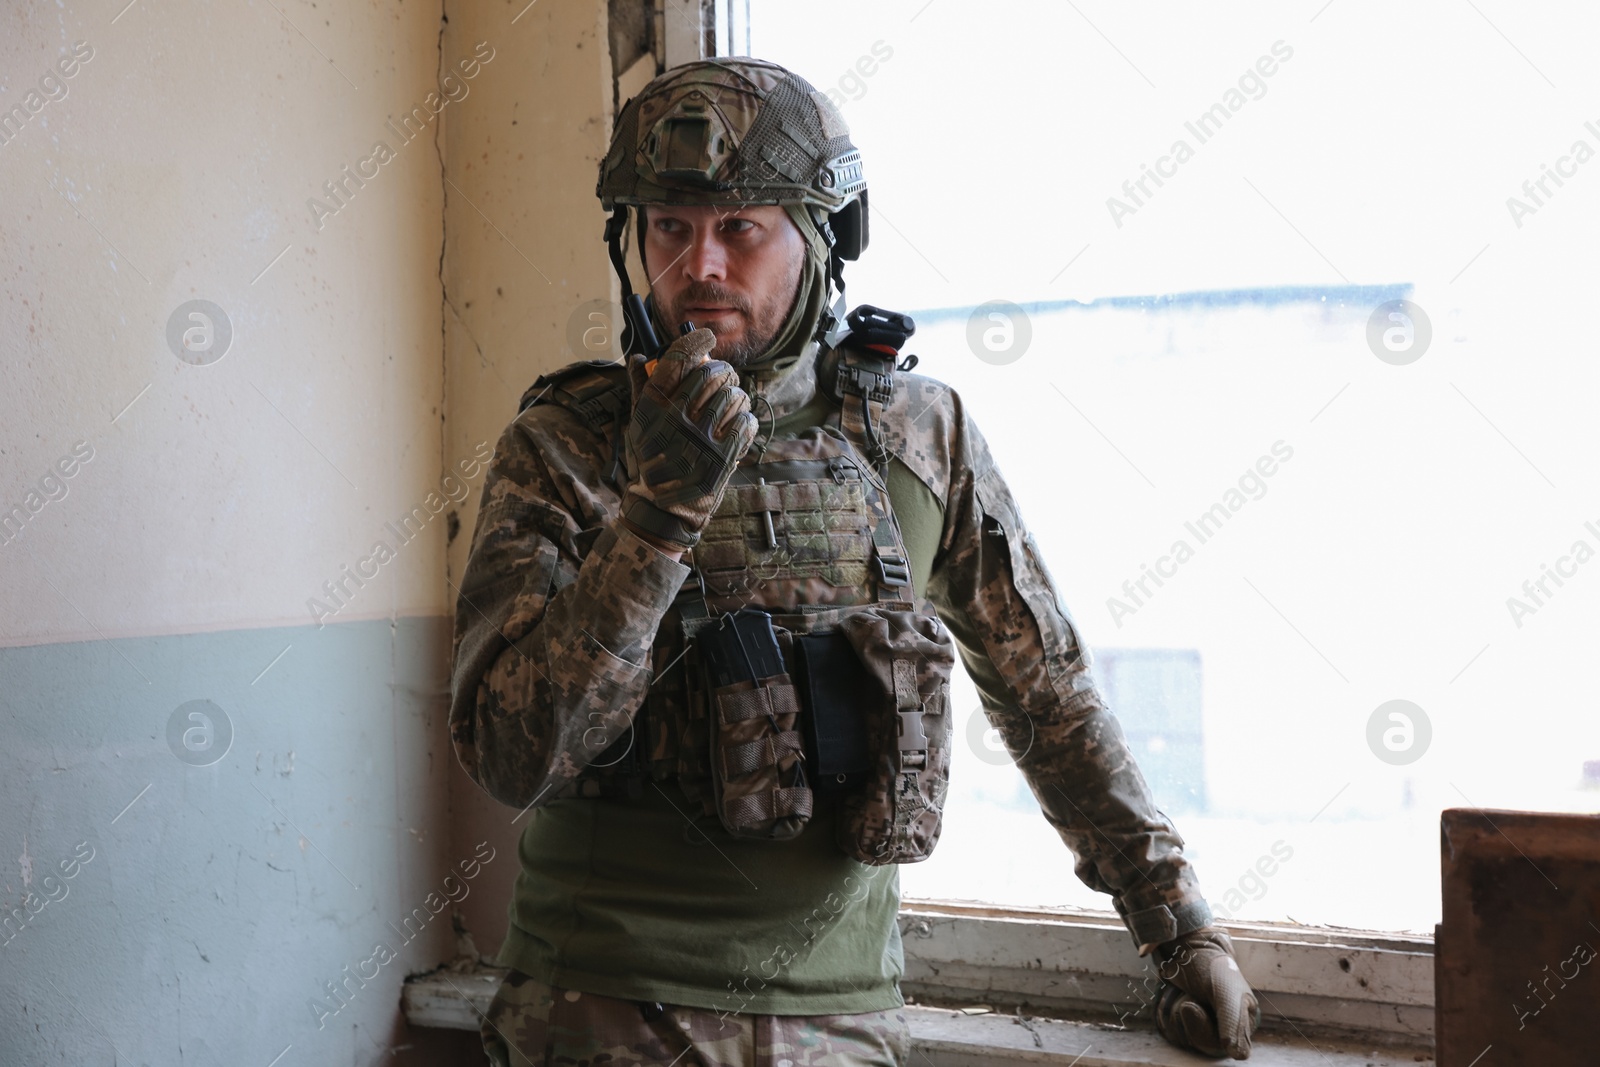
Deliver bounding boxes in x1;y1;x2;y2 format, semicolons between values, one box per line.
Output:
402;900;1436;1065
900;1004;1429;1065
403;965;1429;1066
898;898;1433;1048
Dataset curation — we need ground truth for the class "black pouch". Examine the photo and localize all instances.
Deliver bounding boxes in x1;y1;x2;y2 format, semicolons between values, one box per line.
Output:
696;608;786;688
793;631;873;794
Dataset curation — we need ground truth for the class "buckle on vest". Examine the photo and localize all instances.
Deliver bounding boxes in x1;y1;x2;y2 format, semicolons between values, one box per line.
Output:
835;362;892;405
574;393;620;429
898;708;928;768
875;553;910;587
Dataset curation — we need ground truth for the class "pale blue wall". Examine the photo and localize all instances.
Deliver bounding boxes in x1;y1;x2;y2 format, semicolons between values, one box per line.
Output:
0;615;467;1065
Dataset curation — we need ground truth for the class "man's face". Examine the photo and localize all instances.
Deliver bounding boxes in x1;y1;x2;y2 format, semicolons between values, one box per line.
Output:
641;203;806;367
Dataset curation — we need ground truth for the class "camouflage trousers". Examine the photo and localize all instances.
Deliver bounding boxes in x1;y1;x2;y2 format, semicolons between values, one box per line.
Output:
480;969;911;1067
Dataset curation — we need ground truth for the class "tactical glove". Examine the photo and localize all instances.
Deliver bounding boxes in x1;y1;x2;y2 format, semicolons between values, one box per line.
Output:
620;327;758;550
1152;926;1260;1060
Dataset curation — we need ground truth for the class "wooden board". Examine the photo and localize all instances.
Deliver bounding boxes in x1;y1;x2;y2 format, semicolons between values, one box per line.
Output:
1436;807;1600;1066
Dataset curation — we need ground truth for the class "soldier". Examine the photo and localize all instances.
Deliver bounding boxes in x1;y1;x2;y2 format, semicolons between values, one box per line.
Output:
450;57;1259;1066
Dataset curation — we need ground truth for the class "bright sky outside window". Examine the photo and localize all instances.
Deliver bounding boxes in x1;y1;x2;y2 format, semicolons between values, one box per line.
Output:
750;0;1600;934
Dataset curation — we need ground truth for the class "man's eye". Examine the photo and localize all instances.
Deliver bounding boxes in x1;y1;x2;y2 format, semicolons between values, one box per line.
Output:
723;219;754;233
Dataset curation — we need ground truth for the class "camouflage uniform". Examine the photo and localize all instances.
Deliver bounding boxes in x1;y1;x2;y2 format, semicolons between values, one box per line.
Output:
480;969;908;1067
448;349;1212;1052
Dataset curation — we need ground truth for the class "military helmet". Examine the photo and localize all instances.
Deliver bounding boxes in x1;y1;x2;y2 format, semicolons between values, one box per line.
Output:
598;57;869;265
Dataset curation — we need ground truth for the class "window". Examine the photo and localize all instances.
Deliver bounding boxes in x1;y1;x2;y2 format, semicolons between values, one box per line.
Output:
750;0;1599;935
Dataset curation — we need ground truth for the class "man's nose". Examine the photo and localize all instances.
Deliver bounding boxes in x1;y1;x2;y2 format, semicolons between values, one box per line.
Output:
682;225;727;281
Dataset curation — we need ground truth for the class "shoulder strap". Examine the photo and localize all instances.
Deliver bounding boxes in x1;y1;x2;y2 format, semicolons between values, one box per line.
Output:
838;346;895;480
519;359;627;419
519;359;630;487
818;305;917;481
820;342;899;481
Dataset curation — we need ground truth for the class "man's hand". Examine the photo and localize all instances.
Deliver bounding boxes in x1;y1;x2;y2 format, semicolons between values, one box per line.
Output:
619;327;758;551
1152;926;1260;1060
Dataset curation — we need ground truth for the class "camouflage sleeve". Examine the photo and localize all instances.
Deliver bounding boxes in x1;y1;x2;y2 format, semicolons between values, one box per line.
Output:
448;410;691;811
923;395;1213;954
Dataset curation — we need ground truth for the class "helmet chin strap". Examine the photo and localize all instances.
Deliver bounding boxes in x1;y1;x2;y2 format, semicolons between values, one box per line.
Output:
823;286;850;352
603;206;661;359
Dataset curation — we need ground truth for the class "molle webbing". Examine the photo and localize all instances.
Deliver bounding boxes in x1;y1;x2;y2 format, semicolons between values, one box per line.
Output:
692;449;913;612
723;731;806;778
725;787;813;827
717;684;801;729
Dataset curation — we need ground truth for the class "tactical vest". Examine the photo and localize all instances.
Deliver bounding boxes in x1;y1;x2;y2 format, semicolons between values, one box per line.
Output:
519;337;954;865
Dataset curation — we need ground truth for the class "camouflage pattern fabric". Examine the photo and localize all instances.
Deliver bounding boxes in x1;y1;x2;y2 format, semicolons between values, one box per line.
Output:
597;58;865;217
449;363;693;812
449;339;1213;953
480;969;910;1067
824;605;953;865
693;429;890;610
658;420;954;860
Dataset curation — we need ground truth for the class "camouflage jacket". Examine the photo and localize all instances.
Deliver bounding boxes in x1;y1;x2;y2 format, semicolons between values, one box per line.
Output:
448;345;1213;952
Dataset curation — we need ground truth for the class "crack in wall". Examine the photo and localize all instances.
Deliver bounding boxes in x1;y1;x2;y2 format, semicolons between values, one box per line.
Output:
443;293;517;409
443;294;485;370
435;2;451;551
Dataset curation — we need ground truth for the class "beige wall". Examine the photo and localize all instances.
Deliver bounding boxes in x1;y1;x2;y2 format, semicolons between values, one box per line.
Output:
2;3;448;643
441;0;634;958
442;0;622;589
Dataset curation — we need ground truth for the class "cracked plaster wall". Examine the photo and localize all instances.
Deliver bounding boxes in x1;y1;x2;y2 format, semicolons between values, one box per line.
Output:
0;0;550;1060
2;0;637;1058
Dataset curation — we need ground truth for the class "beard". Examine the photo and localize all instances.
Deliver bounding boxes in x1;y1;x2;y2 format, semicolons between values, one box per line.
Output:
666;271;803;368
